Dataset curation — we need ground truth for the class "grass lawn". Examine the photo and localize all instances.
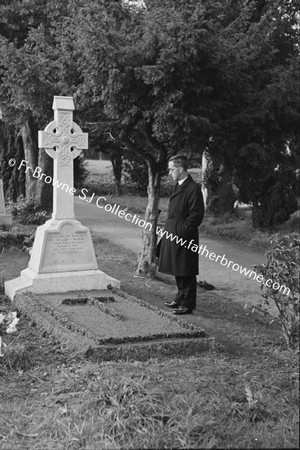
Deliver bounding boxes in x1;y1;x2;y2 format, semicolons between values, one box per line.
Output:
0;229;299;449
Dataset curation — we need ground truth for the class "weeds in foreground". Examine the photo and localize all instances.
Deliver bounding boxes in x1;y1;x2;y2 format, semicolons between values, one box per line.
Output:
1;348;298;449
252;234;300;350
0;342;30;374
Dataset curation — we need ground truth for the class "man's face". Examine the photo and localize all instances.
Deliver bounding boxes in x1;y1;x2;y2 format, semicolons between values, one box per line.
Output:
168;161;182;182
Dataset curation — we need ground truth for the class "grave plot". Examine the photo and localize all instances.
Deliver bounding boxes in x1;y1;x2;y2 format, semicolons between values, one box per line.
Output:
14;288;208;362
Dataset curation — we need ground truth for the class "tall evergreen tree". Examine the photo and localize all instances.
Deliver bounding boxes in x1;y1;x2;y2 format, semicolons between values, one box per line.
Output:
0;1;70;206
0;121;25;201
205;0;300;226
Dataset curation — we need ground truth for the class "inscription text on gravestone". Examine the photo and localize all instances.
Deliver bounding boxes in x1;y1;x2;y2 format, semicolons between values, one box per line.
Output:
40;223;97;273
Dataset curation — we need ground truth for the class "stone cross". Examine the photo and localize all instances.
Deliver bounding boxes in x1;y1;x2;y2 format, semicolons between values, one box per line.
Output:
38;96;88;220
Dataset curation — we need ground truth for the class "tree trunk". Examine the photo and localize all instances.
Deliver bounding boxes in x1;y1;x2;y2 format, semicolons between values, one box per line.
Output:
110;149;122;196
20;117;39;200
20;116;53;209
252;168;298;229
205;163;237;215
36;149;53;211
201;151;208;209
136;161;161;278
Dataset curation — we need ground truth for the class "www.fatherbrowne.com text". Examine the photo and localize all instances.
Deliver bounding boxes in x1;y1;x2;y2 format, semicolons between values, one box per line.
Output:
10;160;290;296
79;190;290;297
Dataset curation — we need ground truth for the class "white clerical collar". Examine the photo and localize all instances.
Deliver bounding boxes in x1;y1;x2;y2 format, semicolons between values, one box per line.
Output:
178;177;188;185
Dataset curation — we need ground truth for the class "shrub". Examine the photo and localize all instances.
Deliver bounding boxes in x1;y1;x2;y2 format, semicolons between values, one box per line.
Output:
122;158;171;197
74;154;89;189
122;158;148;195
8;197;51;225
279;209;300;234
239;166;298;229
251;234;300;349
0;229;34;251
160;176;173;198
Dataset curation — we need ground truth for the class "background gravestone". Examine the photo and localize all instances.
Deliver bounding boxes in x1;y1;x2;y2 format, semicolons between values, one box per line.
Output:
5;96;119;300
0;179;12;226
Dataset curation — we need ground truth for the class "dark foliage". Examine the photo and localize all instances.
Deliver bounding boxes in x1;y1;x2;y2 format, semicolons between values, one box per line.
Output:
0;122;25;201
123;158;148;196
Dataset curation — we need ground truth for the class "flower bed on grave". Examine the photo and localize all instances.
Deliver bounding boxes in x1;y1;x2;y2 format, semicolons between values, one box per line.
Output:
14;287;208;361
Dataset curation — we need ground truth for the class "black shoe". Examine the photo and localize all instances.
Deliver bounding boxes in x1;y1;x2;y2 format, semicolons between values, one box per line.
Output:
165;301;180;308
173;307;193;315
197;280;215;290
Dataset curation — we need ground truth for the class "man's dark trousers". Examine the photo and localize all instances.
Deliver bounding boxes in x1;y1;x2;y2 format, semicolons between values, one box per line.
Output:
175;276;197;311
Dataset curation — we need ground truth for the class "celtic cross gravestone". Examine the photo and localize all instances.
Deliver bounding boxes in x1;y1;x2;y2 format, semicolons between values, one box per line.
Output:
5;96;119;299
38;97;87;220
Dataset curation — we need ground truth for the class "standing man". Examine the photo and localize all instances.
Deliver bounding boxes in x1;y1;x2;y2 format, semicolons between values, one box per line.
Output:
158;155;204;315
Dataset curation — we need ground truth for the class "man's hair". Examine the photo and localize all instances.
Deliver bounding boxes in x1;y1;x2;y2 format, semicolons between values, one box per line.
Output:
169;155;188;171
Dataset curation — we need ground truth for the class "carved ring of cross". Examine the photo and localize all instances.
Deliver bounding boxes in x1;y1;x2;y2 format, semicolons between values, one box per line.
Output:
41;119;86;164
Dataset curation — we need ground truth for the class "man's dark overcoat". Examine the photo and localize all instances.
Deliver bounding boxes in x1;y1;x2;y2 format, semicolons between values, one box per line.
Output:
158;175;204;276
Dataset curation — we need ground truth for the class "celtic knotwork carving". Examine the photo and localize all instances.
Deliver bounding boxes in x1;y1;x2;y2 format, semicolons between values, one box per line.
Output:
60;125;71;138
39;111;88;167
37;97;89;220
73;135;88;148
59;146;71;166
43;134;57;147
59;111;72;127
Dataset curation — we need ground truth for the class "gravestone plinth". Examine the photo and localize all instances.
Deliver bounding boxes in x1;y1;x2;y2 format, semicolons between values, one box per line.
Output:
5;96;119;300
0;179;12;226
